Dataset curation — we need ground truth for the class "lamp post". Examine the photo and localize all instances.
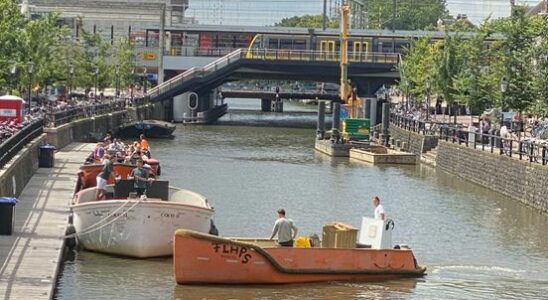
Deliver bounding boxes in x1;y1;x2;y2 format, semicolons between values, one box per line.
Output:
142;66;147;94
114;65;119;98
69;63;74;99
130;67;135;104
27;61;34;113
94;64;99;101
9;61;17;94
500;77;508;126
425;78;431;121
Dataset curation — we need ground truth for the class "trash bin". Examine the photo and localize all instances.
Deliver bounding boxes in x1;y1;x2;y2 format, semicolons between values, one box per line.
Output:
39;144;55;168
0;197;17;235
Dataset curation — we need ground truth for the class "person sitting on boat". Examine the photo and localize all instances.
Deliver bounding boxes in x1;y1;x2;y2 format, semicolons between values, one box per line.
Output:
139;134;150;153
269;208;298;247
128;159;149;197
372;196;385;221
95;155;118;201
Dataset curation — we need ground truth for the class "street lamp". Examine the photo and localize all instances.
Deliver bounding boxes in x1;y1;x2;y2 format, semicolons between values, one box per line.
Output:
69;63;74;99
425;78;431;121
130;67;135;104
27;61;34;113
500;77;508;126
114;65;119;98
94;64;99;101
142;66;147;94
9;61;17;94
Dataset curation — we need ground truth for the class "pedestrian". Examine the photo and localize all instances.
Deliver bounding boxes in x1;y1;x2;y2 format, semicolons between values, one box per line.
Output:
269;208;298;247
128;159;149;197
372;196;385;221
95;155;118;201
139;134;150;154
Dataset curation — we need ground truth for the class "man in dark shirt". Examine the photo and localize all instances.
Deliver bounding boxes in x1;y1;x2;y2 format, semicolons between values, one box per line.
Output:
95;155;118;200
128;159;149;197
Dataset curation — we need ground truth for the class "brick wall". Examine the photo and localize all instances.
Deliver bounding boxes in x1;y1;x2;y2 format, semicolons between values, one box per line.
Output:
436;141;548;213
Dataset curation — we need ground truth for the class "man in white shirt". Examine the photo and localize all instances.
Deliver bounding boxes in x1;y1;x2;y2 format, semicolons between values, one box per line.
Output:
372;196;385;220
269;208;298;247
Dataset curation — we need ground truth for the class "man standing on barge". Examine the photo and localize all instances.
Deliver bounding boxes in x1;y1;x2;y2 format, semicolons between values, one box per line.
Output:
269;208;298;247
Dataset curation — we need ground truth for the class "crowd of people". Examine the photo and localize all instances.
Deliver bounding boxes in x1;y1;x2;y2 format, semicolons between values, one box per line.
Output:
91;133;154;201
86;133;151;165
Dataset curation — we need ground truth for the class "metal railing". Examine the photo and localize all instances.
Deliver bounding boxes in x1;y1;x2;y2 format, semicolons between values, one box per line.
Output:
0;119;44;169
45;100;128;127
390;113;548;165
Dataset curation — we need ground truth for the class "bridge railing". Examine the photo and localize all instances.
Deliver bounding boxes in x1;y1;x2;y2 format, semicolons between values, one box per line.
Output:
0;119;44;169
147;49;246;100
243;49;399;64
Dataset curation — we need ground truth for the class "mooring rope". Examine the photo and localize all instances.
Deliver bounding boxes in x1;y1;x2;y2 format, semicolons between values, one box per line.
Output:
65;199;144;238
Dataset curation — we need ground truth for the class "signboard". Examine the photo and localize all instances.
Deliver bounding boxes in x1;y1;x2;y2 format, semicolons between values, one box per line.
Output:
0;109;17;117
143;52;157;60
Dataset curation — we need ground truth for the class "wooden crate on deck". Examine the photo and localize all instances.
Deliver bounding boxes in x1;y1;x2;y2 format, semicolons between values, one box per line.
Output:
322;222;358;248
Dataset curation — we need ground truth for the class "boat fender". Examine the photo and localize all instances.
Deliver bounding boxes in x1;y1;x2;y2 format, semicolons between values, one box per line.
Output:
209;219;219;236
65;224;77;250
385;219;395;231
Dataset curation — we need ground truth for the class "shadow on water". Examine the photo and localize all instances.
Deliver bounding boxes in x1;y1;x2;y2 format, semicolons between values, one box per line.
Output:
172;279;420;300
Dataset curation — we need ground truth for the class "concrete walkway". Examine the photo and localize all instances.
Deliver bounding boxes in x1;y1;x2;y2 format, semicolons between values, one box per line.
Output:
0;143;92;300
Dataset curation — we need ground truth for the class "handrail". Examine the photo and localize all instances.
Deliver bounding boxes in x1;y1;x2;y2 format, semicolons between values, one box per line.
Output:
0;119;44;169
390;112;548;165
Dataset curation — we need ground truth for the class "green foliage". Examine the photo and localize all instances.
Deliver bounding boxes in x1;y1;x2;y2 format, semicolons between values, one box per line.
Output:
400;6;548;118
1;9;137;97
275;15;339;28
364;0;449;30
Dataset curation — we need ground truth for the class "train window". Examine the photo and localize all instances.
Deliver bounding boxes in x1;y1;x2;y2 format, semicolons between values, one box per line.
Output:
294;40;306;50
268;39;279;49
280;39;293;50
394;41;409;53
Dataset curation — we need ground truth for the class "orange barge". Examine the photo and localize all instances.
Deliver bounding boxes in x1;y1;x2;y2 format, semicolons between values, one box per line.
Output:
173;230;426;285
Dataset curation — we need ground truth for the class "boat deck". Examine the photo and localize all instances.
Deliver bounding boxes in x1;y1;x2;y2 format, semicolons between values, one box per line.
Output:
0;143;93;299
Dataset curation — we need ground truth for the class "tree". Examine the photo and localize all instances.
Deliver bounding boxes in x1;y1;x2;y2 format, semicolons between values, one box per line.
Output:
275;15;338;28
364;0;449;30
0;0;25;92
112;38;136;90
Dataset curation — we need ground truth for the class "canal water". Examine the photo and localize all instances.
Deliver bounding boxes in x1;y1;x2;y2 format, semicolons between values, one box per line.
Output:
55;100;548;299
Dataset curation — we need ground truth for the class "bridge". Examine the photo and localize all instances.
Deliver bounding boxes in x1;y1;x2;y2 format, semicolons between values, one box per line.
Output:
146;48;399;123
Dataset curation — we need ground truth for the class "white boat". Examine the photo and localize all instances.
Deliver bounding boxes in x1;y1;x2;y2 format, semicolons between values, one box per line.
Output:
71;181;214;258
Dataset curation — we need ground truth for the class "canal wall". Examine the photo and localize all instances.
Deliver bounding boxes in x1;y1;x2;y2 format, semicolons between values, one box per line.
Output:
436;141;548;213
45;100;171;149
389;126;438;155
0;134;46;198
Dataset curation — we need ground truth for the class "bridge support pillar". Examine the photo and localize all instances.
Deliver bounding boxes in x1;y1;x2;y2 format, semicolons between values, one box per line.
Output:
316;101;326;140
271;100;283;112
261;98;271;112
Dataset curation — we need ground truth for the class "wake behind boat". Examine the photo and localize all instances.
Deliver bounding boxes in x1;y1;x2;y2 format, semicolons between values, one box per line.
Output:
72;181;214;258
116;120;176;138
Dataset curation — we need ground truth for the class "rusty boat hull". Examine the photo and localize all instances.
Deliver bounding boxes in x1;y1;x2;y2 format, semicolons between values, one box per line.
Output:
173;230;426;285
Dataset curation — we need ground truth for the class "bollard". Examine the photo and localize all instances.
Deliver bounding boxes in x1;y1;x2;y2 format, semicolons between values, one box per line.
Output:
317;101;326;140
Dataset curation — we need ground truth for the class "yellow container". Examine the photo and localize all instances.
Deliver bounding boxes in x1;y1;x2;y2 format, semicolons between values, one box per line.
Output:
294;236;311;248
322;222;358;248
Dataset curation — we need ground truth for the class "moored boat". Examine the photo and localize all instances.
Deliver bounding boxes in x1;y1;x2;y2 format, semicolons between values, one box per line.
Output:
72;182;214;258
116;120;176;138
173;229;426;285
77;159;160;191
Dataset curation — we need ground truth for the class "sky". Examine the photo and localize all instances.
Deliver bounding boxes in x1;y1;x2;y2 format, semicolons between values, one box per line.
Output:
185;0;528;27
